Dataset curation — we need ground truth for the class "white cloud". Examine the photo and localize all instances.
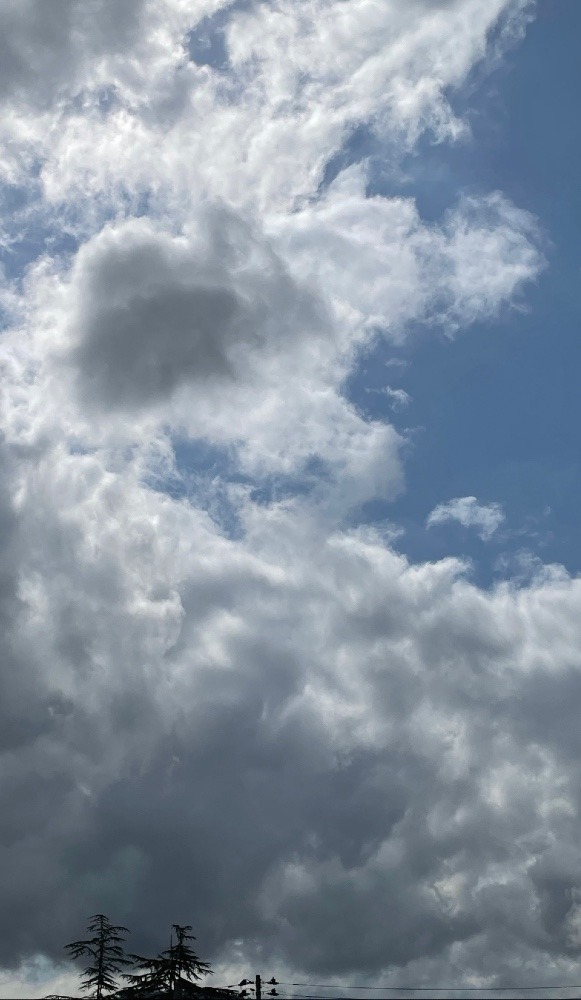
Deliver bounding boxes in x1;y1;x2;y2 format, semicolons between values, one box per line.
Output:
3;1;579;997
0;0;532;212
367;386;411;410
383;387;411;409
427;496;505;540
268;168;542;345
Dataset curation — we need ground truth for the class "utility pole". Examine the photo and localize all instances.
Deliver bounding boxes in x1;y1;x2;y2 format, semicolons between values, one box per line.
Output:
231;974;278;999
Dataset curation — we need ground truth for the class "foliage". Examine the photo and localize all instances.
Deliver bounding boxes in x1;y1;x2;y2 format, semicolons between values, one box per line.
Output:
169;924;213;986
125;924;213;996
65;914;131;999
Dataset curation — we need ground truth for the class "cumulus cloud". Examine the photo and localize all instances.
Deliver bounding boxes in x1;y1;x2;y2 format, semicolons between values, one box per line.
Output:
0;0;531;209
0;0;183;112
61;209;330;413
3;1;579;999
427;496;505;540
268;169;542;346
3;484;581;993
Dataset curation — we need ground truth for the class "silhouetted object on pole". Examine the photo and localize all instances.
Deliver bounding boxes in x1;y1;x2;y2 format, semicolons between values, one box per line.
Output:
230;974;278;999
64;914;131;998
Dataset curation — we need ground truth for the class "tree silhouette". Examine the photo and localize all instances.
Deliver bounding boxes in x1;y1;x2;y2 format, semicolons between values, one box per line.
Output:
126;924;212;996
123;952;172;996
65;914;131;998
169;924;213;987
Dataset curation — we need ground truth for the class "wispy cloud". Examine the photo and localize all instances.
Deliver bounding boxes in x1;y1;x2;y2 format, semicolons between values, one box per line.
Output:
366;385;411;410
427;496;505;540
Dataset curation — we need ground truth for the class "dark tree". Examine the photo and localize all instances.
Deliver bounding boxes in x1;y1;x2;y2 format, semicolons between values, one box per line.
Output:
126;924;213;996
65;914;131;999
169;924;213;987
123;952;172;996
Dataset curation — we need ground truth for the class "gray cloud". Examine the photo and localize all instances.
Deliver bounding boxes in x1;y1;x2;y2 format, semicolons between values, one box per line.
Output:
0;0;146;107
0;439;73;755
63;208;329;414
2;456;581;991
75;281;240;408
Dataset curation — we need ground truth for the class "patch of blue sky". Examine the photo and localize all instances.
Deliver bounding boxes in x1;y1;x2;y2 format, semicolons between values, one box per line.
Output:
68;442;97;457
0;172;152;303
341;0;581;582
185;3;262;112
142;437;231;508
0;179;79;336
0;177;43;275
71;84;121;114
146;436;333;540
247;454;335;507
0;86;148;290
317;124;385;196
0;216;79;284
186;5;240;72
112;188;152;222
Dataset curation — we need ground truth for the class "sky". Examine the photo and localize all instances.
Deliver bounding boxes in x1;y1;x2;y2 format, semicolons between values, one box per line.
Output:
1;1;581;998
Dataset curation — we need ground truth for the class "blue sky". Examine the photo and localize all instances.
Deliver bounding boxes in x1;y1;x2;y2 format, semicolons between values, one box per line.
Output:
4;3;581;998
340;0;581;584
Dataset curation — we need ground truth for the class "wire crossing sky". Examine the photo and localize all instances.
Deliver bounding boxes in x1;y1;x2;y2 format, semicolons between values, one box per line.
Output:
0;0;580;998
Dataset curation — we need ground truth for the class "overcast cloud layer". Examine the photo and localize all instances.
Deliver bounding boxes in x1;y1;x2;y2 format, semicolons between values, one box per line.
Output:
3;1;581;998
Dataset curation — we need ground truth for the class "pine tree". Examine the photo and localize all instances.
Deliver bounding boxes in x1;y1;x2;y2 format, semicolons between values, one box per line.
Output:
65;914;131;999
126;924;212;996
168;924;213;988
123;952;173;996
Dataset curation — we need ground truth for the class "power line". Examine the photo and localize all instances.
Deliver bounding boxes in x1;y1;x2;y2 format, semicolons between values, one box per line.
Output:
222;974;581;996
269;994;581;999
277;984;581;994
